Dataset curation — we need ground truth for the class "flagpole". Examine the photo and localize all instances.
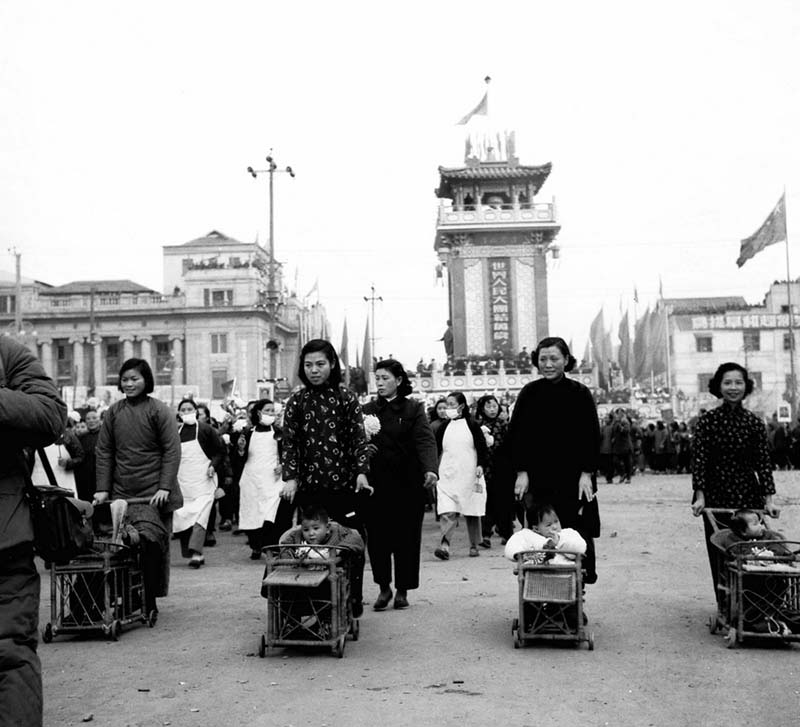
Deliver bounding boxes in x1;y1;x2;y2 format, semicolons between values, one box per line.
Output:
784;187;797;419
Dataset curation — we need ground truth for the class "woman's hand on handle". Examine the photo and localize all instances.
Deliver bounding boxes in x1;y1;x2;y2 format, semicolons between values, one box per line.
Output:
514;471;529;501
93;491;109;506
150;489;170;507
691;490;705;517
355;474;374;495
578;473;594;502
280;479;298;503
764;495;780;519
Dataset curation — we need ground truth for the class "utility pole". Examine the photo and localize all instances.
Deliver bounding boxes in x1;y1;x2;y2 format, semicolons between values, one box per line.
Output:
363;284;383;361
247;152;295;380
7;247;22;334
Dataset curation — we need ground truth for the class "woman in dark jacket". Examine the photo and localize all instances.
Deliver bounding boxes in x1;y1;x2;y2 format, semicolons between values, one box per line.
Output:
362;359;438;611
94;359;182;617
508;337;600;584
475;394;513;547
691;362;778;604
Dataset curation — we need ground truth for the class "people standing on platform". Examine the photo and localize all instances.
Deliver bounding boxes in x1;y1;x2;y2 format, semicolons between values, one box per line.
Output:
280;339;371;615
691;362;778;605
434;391;489;560
508;337;601;585
361;359;438;611
94;358;182;618
172;399;225;569
0;335;67;727
237;398;293;561
475;394;514;547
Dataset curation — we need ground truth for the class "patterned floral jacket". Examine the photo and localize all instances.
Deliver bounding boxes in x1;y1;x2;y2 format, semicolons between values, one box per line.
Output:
280;384;369;495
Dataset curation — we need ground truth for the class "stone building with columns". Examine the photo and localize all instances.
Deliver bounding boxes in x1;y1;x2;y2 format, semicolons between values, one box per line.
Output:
0;231;328;405
434;124;561;360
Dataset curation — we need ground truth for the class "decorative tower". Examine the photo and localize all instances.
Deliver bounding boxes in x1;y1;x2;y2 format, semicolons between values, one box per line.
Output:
434;80;560;360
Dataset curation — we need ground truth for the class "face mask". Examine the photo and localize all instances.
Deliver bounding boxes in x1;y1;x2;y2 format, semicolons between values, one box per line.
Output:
445;407;460;419
260;414;276;427
181;413;197;426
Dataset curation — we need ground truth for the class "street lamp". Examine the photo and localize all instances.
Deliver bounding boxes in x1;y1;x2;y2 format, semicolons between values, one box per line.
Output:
247;151;295;379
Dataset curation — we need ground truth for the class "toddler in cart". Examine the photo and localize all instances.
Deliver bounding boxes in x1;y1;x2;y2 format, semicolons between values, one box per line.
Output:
261;505;366;618
505;503;588;629
714;509;800;635
504;503;587;565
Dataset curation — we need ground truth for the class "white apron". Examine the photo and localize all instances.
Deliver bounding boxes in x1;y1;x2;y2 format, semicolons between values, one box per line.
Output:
173;427;217;533
237;429;282;530
437;419;487;517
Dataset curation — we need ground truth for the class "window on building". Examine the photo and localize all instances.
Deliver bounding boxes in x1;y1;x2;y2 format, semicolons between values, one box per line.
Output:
105;341;120;385
55;340;73;382
211;369;228;399
697;373;714;394
784;333;795;351
155;339;172;384
695;335;713;353
211;333;228;354
204;289;233;307
0;295;16;313
781;305;790;314
743;331;760;352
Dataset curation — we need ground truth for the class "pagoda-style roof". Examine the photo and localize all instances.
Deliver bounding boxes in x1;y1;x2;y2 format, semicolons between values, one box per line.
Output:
436;162;552;199
40;280;157;296
662;296;750;315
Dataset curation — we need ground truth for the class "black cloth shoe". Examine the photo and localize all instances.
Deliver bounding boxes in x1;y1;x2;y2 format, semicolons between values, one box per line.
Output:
373;589;393;611
393;594;409;610
351;601;364;619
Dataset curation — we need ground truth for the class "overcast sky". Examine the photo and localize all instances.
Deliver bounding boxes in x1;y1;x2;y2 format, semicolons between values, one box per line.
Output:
2;1;799;367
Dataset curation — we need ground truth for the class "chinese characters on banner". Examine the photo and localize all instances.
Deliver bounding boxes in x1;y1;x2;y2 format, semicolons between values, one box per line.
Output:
489;258;512;352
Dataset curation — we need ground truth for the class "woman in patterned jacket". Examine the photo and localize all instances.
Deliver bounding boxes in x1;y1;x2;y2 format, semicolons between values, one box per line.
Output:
691;361;779;602
279;339;371;616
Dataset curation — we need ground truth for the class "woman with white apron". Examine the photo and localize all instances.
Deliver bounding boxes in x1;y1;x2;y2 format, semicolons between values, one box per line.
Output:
173;399;225;568
237;399;294;561
433;392;489;560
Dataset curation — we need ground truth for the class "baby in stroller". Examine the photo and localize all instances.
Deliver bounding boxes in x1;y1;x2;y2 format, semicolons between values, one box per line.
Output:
504;503;587;566
713;509;800;636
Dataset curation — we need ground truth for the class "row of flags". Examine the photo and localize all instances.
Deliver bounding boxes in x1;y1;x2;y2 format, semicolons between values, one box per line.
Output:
587;305;668;388
584;192;789;388
339;317;373;375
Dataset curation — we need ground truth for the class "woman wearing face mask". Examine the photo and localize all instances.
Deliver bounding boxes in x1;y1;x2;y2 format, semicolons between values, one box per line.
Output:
172;399;226;568
508;337;601;585
691;362;779;605
361;359;438;610
237;398;292;560
433;391;489;559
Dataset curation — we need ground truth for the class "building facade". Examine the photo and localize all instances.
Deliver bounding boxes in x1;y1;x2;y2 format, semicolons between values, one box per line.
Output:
433;125;561;359
666;281;800;417
0;231;329;404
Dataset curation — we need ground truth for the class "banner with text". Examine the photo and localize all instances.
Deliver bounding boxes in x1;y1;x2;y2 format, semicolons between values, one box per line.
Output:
489;258;512;353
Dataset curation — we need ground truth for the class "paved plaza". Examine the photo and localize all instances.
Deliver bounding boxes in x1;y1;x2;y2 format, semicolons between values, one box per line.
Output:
40;472;800;727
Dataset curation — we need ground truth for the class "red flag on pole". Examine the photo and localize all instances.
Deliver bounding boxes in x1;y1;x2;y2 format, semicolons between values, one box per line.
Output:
737;194;787;267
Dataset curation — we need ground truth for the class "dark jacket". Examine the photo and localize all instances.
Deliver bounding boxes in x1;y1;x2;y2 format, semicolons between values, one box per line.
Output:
0;337;67;551
362;396;438;494
95;394;182;513
434;416;490;469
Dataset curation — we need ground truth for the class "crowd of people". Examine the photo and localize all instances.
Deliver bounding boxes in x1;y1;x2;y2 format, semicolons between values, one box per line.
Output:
3;329;798;726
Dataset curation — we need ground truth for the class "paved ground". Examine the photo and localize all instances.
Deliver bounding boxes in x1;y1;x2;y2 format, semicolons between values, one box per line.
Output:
39;472;800;727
